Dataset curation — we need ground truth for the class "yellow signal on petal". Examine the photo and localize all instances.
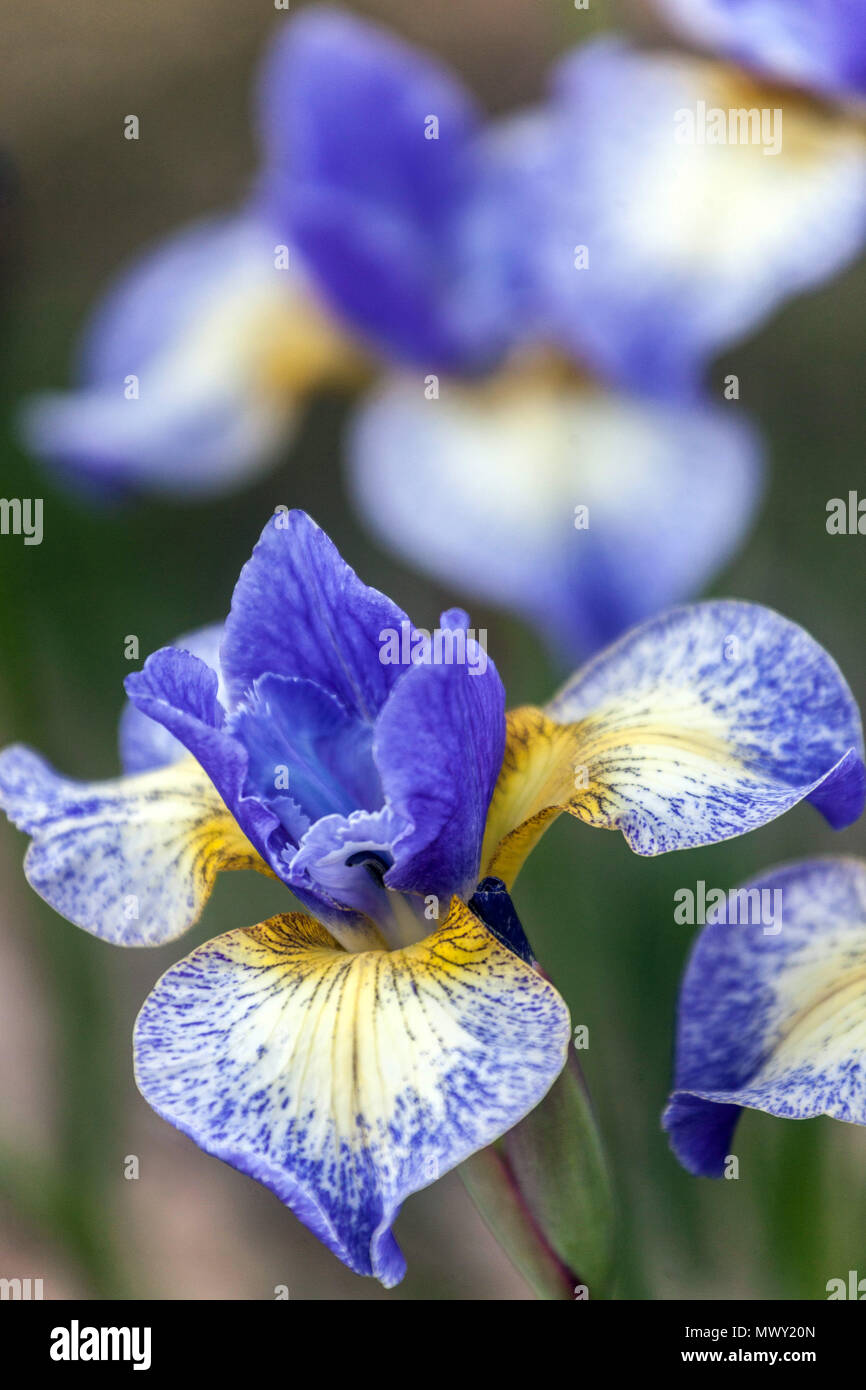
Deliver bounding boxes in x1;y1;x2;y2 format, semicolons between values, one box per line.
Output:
256;288;369;399
134;896;571;1283
481;707;582;889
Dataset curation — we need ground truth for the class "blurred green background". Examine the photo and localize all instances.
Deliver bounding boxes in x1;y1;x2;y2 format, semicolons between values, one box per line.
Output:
1;0;865;1299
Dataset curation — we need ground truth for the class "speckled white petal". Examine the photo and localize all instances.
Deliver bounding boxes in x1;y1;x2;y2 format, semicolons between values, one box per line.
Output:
665;858;866;1176
134;898;570;1285
481;602;863;886
0;746;265;945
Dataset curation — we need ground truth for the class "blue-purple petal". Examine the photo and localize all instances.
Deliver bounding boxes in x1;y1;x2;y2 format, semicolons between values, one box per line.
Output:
256;8;507;370
375;619;506;900
119;623;226;774
220;509;411;721
124;647;280;863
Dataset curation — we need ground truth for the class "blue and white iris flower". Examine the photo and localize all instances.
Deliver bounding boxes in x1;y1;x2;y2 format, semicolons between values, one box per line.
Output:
20;8;507;499
665;857;866;1177
0;510;863;1284
21;11;866;660
344;4;866;658
270;11;773;661
512;29;866;402
22;213;363;499
21;9;770;663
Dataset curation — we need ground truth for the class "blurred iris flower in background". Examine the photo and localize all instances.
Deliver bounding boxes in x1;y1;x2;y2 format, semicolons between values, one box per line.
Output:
9;6;766;667
349;1;866;659
17;6;866;662
0;509;862;1285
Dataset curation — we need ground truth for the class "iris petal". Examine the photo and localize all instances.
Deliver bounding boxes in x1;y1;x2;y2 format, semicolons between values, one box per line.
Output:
125;647;284;866
256;8;507;370
664;858;866;1177
652;0;866;101
0;748;266;945
524;39;866;397
482;602;864;884
375;626;506;902
19;216;339;497
228;673;382;824
133;897;570;1286
221;510;412;720
350;372;763;659
119;623;226;774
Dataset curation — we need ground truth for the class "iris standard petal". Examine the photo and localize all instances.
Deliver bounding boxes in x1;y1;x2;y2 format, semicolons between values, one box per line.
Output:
0;747;266;945
256;8;506;370
124;647;282;864
220;509;413;720
481;602;864;885
119;623;226;774
652;0;866;101
350;372;763;658
664;858;866;1177
133;897;570;1285
375;624;506;902
20;214;357;497
227;673;382;823
527;38;866;397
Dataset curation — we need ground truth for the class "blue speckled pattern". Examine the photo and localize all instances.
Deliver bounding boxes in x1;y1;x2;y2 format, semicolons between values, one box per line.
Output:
546;600;865;854
664;857;866;1176
134;898;571;1284
0;749;265;946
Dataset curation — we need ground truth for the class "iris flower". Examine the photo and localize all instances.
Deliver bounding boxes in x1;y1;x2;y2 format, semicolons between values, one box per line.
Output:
20;9;510;498
512;9;866;400
0;509;863;1284
21;8;771;662
349;7;866;656
665;857;866;1177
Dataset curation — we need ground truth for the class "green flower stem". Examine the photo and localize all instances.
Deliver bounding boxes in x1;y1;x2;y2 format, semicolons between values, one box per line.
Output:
461;1051;615;1299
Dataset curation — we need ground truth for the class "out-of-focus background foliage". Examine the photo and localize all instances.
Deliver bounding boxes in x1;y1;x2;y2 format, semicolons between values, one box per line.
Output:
1;0;864;1300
